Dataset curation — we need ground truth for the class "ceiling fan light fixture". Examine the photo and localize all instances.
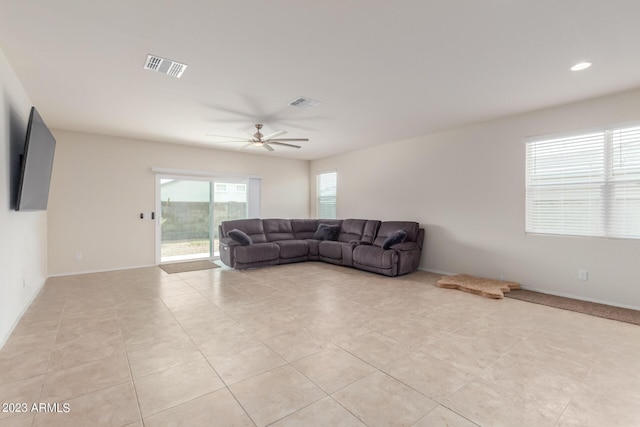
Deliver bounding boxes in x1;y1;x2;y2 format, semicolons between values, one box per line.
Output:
571;62;592;71
207;123;304;152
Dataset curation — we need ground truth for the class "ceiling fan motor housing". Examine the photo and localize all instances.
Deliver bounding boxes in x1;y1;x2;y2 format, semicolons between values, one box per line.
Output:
253;124;264;140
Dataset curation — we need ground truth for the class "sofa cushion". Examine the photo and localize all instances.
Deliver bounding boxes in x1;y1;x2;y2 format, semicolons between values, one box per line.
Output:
264;219;295;241
313;224;341;241
275;240;309;259
382;230;407;250
228;229;253;246
362;220;381;243
234;242;280;264
291;219;319;240
221;218;267;243
373;221;419;247
305;239;320;256
337;219;366;243
318;241;342;259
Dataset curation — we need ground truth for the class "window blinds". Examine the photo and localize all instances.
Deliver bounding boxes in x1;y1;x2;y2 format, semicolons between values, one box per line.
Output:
609;127;640;238
317;171;337;219
526;125;640;238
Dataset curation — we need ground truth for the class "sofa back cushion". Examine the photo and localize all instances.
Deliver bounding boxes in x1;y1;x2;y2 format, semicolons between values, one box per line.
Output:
220;218;267;243
291;219;319;240
263;219;295;241
338;219;377;243
337;219;368;243
362;220;381;243
373;221;420;247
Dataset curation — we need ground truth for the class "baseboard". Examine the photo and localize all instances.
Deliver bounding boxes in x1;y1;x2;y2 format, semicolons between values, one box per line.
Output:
519;285;640;311
419;267;456;276
47;263;157;278
0;278;47;350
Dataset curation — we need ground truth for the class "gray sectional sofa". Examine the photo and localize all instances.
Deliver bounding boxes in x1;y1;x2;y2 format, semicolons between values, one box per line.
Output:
218;218;424;276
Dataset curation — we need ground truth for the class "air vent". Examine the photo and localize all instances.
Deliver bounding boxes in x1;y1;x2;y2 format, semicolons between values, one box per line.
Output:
288;96;321;109
144;54;187;78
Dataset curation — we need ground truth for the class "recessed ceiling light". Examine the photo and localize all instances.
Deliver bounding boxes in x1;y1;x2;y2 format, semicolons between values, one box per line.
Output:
571;62;592;71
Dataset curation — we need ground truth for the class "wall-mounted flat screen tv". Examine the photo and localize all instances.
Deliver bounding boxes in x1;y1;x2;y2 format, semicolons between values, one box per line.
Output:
15;107;56;211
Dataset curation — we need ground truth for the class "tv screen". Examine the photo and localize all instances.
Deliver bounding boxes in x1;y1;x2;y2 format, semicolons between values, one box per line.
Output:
15;107;56;211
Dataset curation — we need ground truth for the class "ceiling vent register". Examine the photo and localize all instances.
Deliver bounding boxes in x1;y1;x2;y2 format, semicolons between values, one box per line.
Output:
288;97;321;109
144;54;187;78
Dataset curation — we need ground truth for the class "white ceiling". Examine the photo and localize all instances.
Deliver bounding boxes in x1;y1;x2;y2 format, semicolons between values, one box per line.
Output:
1;1;640;160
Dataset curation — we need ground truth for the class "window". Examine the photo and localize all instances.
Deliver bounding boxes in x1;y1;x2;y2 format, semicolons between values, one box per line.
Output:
236;184;246;193
526;125;640;238
317;171;337;218
215;184;227;192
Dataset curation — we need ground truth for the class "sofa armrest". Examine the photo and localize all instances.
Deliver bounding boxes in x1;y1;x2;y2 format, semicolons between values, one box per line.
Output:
220;237;241;248
391;241;419;251
416;228;425;250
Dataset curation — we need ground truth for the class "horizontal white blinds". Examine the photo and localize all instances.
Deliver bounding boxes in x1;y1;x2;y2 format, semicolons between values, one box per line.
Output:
526;125;640;238
609;126;640;238
317;171;337;219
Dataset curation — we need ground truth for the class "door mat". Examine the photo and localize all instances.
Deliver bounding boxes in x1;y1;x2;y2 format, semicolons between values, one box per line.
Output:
159;260;220;274
506;289;640;326
436;274;520;299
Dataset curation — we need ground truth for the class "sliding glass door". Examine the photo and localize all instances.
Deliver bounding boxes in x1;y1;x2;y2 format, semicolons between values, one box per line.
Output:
212;181;248;256
156;175;253;263
159;178;212;262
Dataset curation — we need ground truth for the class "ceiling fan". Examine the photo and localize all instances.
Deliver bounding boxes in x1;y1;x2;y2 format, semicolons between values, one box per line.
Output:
206;124;308;152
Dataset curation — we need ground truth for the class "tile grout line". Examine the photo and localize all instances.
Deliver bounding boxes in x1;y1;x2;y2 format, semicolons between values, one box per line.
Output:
185;272;338;426
114;284;146;426
157;278;258;426
30;291;67;427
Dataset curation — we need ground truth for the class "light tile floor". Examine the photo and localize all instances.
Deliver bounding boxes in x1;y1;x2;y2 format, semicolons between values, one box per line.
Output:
1;263;640;426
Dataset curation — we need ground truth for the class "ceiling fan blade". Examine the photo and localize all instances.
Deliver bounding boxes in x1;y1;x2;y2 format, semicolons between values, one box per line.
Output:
261;130;287;140
236;143;253;151
268;138;309;142
206;134;250;141
268;141;301;149
241;129;257;139
210;140;252;143
263;144;275;152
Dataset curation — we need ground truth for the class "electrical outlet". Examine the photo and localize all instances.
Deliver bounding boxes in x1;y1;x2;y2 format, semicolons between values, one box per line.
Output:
75;252;82;260
578;270;588;281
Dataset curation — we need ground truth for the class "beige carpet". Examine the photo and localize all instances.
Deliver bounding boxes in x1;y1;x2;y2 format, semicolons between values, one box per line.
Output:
506;289;640;326
436;274;520;299
159;260;220;274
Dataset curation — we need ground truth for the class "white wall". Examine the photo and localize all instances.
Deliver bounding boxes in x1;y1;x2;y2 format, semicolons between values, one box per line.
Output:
311;88;640;309
0;48;48;347
48;131;310;275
